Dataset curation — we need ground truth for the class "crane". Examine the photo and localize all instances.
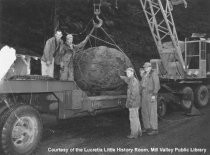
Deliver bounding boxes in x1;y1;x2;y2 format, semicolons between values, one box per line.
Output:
139;0;187;79
139;0;210;116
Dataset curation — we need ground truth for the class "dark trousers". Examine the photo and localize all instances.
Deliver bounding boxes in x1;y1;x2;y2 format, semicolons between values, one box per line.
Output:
54;64;60;80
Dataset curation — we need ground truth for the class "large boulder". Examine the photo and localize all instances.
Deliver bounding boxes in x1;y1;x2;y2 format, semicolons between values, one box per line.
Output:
74;46;133;92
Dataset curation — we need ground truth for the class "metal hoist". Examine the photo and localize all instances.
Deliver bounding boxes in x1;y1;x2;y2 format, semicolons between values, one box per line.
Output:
139;0;187;78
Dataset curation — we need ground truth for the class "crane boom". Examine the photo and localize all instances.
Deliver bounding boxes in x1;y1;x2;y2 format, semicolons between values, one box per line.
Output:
139;0;186;78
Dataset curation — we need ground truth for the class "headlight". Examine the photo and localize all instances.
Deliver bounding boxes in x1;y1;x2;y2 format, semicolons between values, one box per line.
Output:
194;70;199;75
187;70;192;75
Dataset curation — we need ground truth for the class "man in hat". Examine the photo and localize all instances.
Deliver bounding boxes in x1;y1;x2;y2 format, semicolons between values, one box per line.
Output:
59;34;89;81
41;30;63;78
120;67;142;139
140;62;160;135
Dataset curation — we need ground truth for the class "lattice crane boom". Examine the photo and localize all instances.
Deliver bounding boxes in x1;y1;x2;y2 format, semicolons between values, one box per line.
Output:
139;0;186;78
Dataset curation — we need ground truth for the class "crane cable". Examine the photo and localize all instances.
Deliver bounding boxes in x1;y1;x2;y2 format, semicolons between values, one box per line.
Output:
115;0;118;9
89;23;140;80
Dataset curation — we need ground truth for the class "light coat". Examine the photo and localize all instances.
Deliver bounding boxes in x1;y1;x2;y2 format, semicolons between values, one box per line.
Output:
41;37;63;65
121;76;141;108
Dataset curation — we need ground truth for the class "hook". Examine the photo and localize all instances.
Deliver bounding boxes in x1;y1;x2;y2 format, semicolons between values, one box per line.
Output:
93;15;103;28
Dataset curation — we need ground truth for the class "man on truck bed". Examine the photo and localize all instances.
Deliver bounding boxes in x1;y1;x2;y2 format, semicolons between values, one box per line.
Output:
41;30;63;78
140;62;160;136
59;34;89;81
120;67;142;139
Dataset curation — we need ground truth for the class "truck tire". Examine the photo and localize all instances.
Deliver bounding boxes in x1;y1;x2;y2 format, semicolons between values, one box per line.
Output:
0;105;42;155
195;85;209;107
180;87;194;111
157;96;167;117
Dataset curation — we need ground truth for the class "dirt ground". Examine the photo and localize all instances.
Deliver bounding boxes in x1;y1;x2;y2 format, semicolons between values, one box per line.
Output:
35;104;210;155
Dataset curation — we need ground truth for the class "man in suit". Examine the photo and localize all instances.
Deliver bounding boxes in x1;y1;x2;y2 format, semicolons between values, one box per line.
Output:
41;30;63;78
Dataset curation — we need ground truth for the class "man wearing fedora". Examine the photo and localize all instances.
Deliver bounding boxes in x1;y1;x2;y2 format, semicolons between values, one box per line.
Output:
140;62;160;135
120;67;142;139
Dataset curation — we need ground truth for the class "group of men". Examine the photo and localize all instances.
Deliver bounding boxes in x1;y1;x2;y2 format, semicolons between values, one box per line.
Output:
41;30;160;139
120;62;160;139
41;30;89;80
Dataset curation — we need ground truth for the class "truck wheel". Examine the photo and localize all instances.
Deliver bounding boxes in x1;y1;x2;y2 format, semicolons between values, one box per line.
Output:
180;87;194;111
195;85;209;107
157;96;167;117
0;105;42;155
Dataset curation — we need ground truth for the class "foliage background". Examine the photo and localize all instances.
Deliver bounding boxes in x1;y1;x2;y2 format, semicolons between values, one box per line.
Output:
0;0;210;70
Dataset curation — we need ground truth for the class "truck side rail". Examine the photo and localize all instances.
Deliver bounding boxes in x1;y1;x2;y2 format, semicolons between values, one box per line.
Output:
0;80;76;93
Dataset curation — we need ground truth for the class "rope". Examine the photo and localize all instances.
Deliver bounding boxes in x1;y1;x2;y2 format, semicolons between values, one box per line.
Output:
115;0;118;9
98;26;131;66
100;27;125;53
98;26;140;80
69;17;94;36
94;29;97;46
88;38;93;48
89;34;117;47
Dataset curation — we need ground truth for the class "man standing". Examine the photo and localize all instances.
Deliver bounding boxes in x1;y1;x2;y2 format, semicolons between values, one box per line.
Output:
120;67;142;139
140;62;160;135
41;30;63;78
60;34;89;81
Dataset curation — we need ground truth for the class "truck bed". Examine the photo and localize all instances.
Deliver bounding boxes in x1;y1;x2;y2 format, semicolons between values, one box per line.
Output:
0;75;76;93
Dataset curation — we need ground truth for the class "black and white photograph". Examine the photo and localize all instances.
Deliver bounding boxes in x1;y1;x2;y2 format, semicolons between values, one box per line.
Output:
0;0;210;154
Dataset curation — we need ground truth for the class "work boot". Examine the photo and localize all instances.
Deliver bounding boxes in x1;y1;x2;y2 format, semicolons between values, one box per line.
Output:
142;128;150;133
147;130;158;136
127;135;138;139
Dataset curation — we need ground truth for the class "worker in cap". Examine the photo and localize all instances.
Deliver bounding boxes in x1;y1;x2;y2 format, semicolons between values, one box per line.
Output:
143;62;152;68
59;33;90;81
125;67;134;72
140;62;160;135
120;67;142;139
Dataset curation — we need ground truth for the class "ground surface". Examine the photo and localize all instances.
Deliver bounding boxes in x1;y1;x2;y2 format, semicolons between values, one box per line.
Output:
36;105;210;155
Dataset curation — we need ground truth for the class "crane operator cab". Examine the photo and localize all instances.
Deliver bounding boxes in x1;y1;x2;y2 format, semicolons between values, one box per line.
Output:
150;37;210;79
183;35;210;79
